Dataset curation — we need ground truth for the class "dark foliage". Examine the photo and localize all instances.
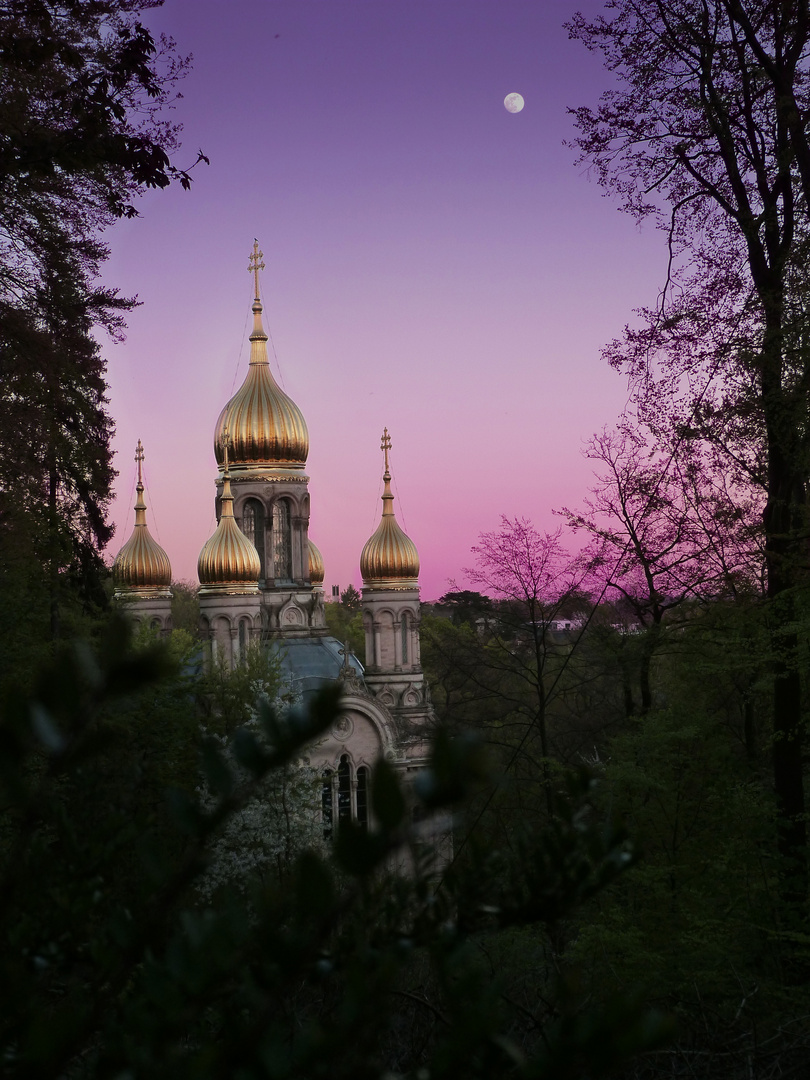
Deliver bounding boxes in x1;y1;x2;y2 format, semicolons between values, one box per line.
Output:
0;618;672;1078
0;0;203;637
569;0;810;913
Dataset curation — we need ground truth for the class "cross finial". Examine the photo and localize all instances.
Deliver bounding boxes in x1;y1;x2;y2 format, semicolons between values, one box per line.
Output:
339;639;352;673
135;439;144;485
248;239;265;301
381;427;392;474
221;428;232;474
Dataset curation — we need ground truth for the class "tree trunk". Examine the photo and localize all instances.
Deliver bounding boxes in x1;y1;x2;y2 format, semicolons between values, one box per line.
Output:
761;303;807;909
638;621;661;716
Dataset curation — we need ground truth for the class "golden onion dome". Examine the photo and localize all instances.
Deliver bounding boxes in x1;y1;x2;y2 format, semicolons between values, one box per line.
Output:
113;441;172;598
198;436;261;593
360;428;420;587
308;538;325;586
214;242;308;475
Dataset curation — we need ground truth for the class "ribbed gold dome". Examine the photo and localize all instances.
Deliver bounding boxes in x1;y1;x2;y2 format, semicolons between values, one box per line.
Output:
360;429;420;587
198;444;261;593
113;441;172;598
308;538;325;586
214;244;308;474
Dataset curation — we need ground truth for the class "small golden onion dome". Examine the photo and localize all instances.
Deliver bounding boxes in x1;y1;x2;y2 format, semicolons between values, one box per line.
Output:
360;428;420;587
198;437;261;593
214;242;308;473
308;538;325;586
113;441;172;598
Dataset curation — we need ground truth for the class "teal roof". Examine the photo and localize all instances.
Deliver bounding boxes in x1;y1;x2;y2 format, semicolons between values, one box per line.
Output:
269;635;364;697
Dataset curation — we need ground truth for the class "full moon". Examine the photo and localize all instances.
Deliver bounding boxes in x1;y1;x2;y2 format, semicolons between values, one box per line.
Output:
504;92;525;113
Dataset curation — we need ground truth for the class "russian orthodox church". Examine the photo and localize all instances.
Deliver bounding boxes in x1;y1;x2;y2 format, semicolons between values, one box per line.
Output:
112;243;434;829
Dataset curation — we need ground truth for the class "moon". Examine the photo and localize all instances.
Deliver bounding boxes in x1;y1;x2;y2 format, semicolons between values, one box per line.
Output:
504;92;525;114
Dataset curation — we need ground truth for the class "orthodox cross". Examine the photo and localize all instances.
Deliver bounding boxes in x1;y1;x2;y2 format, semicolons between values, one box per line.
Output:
135;439;144;485
248;239;265;299
221;428;232;473
381;427;392;473
339;639;352;673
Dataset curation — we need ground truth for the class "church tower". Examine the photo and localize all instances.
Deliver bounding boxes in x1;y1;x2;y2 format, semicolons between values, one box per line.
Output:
205;241;325;638
360;429;431;725
112;440;173;633
197;432;262;666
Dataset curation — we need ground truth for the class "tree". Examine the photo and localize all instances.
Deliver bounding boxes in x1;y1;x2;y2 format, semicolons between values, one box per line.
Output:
0;0;203;634
562;418;764;715
171;580;200;635
0;616;671;1078
433;519;597;820
434;590;494;629
340;584;361;611
0;0;199;314
569;0;810;907
323;600;364;659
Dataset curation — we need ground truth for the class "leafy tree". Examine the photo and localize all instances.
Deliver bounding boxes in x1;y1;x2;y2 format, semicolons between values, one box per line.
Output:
340;583;361;610
566;598;802;1077
569;0;810;906
0;0;203;633
171;579;200;635
0;0;199;311
562;418;764;715
434;589;494;628
423;520;605;846
323;599;365;659
464;519;596;812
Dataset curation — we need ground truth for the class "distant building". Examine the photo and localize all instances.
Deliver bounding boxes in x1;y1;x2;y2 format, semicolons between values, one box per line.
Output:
113;243;435;833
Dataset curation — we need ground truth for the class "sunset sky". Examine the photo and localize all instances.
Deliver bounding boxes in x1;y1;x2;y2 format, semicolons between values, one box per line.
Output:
105;0;665;600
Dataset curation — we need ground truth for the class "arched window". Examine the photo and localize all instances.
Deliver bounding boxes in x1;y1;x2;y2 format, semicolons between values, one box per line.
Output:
321;769;333;840
401;613;409;664
356;766;369;831
272;499;292;580
321;755;372;837
238;618;250;661
241;498;266;579
337;754;352;823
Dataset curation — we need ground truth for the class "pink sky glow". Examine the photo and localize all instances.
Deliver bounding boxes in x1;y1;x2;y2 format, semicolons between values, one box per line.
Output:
105;0;666;600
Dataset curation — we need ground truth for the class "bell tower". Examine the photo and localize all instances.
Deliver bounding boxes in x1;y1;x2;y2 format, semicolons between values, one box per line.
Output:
208;242;325;636
112;440;173;634
359;429;429;724
197;432;262;667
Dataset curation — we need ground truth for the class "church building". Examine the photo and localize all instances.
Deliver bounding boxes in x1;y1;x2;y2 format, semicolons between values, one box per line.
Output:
112;243;434;829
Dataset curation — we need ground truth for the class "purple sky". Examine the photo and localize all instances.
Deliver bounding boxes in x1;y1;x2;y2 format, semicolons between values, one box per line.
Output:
105;0;664;600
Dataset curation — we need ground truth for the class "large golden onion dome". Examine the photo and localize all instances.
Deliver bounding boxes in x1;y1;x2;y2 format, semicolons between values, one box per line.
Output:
360;428;420;588
198;435;261;593
214;242;308;475
113;441;172;598
308;538;325;586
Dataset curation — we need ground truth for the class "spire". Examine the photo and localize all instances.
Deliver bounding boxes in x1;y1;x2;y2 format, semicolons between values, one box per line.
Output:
248;239;268;358
112;440;172;595
360;428;420;585
198;426;261;591
219;429;236;516
134;438;147;526
380;427;394;518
